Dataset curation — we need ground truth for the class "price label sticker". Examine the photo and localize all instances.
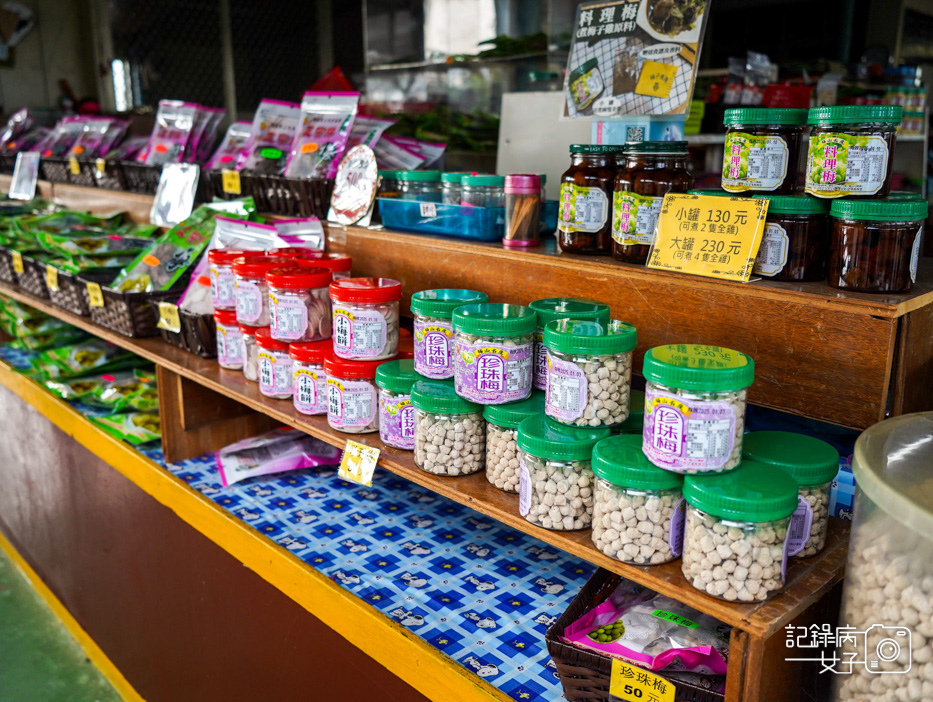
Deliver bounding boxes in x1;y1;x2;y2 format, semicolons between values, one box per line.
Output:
419;202;437;217
221;169;241;195
69;156;81;175
95;158;106;175
45;265;59;291
635;61;679;99
9;151;39;201
609;660;675;702
647;194;769;282
86;281;105;308
338;440;380;487
157;301;182;333
10;251;23;274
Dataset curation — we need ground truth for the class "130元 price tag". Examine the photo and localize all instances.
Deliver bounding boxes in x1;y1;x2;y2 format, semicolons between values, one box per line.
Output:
339;440;380;487
221;169;241;195
45;265;59;291
86;281;105;308
648;194;769;282
157;301;182;333
609;660;675;702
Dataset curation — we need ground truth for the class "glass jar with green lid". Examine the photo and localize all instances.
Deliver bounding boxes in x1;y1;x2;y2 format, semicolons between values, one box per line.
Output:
376;359;421;450
412;379;485;476
397;170;442;202
461;174;506;208
750;194;830;281
441;172;471;205
682;460;798;601
529;298;610;391
805;105;903;199
484;391;545;493
743;431;840;558
558;144;622;255
378;170;401;197
642;344;754;474
612;141;694;265
591;434;685;565
411;289;488;380
451;303;537;405
828;197;928;293
721;108;808;195
543;318;637;429
517;415;610;531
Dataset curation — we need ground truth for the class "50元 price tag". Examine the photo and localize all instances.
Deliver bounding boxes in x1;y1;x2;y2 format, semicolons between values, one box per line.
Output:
609;660;675;702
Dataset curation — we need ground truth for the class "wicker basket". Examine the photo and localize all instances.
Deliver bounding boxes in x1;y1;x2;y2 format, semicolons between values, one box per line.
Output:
240;172;334;217
545;569;725;702
204;169;239;201
48;269;116;317
120;162;163;195
39;157;72;184
0;246;15;284
15;254;51;299
0;152;17;174
92;160;127;191
85;279;186;338
151;299;217;358
69;158;98;188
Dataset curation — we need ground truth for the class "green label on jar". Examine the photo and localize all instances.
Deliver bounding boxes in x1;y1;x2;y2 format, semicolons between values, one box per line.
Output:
806;132;889;198
611;191;663;246
559;182;609;234
721;132;789;192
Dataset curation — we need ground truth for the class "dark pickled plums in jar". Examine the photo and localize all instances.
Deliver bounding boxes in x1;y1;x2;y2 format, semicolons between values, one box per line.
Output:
750;195;830;283
557;145;620;255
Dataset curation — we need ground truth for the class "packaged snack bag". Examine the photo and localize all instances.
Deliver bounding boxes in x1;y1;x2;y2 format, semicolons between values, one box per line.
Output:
36;116;86;158
103;135;150;162
144;100;201;165
205;121;251;170
194;107;226;163
238;99;301;174
0;108;35;149
31;339;136;379
346;116;395;150
215;427;342;486
66;118;129;159
285;92;360;179
92;411;161;445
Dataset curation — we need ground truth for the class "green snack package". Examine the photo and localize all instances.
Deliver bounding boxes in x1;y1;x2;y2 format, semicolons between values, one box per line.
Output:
9;315;72;337
13;211;122;237
45;367;157;411
36;231;152;258
12;328;88;352
91;411;161;445
31;339;136;379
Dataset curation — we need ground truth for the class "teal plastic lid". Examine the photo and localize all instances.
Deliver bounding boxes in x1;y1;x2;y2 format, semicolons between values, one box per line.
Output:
723;108;808;127
441;172;470;184
462;175;505;187
742;431;840;487
688;189;730;197
398;170;441;182
543;318;637;356
615;389;645;434
410;289;488;319
829;198;928;222
752;194;830;215
592;435;684;490
808;105;903;125
483;391;546;429
570;144;622;154
375;359;420;394
411;379;481;414
517;415;610;462
378;170;400;179
683;460;799;522
529;298;610;328
642;344;754;392
452;303;537;337
623;141;689;153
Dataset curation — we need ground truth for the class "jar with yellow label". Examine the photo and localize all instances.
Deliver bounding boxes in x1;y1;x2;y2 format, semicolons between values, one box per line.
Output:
557;145;621;255
721;108;807;195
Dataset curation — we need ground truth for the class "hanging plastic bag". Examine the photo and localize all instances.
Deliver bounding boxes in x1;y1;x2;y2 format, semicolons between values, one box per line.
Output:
238;99;301;174
144;100;200;166
205;121;251;171
284;91;360;179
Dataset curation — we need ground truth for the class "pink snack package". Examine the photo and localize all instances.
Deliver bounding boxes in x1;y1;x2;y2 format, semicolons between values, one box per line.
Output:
562;580;730;674
284;91;360;179
66;118;129;159
346;116;395;150
238;99;301;174
390;136;446;168
195;107;226;163
373;136;425;170
216;427;342;486
103;135;150;162
205;120;251;171
0;108;35;149
144;99;200;165
36;116;86;158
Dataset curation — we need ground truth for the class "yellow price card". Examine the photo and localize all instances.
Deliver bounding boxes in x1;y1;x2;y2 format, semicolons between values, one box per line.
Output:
647;193;769;282
635;61;678;99
221;169;241;195
69;156;81;175
338;440;380;487
95;158;106;175
45;265;59;291
157;301;182;333
10;251;23;274
86;281;105;307
609;660;675;702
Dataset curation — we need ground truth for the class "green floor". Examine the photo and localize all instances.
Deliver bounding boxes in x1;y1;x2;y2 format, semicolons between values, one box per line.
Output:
0;547;122;702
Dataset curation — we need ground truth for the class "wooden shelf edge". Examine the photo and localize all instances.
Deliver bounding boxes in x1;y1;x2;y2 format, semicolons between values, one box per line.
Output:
0;362;507;702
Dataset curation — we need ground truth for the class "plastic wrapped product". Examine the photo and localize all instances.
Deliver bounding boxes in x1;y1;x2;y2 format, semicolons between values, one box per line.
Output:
528;298;609;392
591;435;685;565
503;174;542;248
324;355;382;434
255;327;293;399
451;303;536;405
329;277;401;361
238;99;301;174
642;344;754;474
208;248;264;310
215;428;342;486
290;340;331;416
749;194;831;282
483;391;545;493
397;170;442;202
681;461;798;601
241;324;262;382
285;91;360;179
410;288;488;380
205;121;251;171
267;265;332;343
461;175;505;208
214;308;244;370
232;255;290;326
742;431;839;559
37;116;86;158
144;100;200;166
544;318;636;429
295;252;353;280
721;108;808;195
557;145;621;255
412;379;485;476
376;359;420;450
517;415;610;531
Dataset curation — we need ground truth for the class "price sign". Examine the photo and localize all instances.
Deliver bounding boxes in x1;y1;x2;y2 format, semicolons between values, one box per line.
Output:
150;162;200;227
9;151;39;201
45;265;59;291
221;169;241;195
338;440;380;487
10;251;23;274
157;301;182;333
69;156;81;175
647;194;769;282
86;281;105;307
95;158;106;175
609;660;675;702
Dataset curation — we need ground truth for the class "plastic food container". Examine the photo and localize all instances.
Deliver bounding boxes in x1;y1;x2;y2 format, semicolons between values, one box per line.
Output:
241;324;262;382
461;175;505;208
544;318;637;429
324;356;382;434
208;248;263;310
503;174;542;248
441;172;466;205
290;339;331;416
398;170;442;202
828;198;928;293
451;303;537;405
642;344;754;474
834;413;933;701
255;327;293;399
742;431;840;558
233;255;290;326
721;108;808;195
214;308;244;370
517;415;610;531
750;194;830;281
410;288;489;379
378;170;400;197
529;298;609;392
329;277;401;361
558;145;621;255
805;105;903;199
376;359;420;450
591;434;685;565
483;391;545;493
412;379;485;476
266;265;332;342
294;252;353;280
682;460;798;601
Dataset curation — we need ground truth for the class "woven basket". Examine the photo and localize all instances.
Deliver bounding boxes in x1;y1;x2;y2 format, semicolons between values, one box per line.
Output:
15;254;51;299
85;279;186;338
48;269;116;317
0;246;15;284
545;568;725;702
241;172;334;218
39;157;71;184
121;162;163;195
92;160;127;191
69;158;98;188
204;169;240;201
151;300;217;358
0;152;16;174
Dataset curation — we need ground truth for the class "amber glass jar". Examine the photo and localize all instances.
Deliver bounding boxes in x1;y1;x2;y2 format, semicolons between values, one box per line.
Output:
721;108;807;195
612;141;693;264
750;194;830;282
828;198;928;293
557;145;621;255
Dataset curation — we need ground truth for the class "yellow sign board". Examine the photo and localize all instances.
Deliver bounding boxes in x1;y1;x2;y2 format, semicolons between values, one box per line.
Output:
221;169;241;195
609;660;676;702
45;265;59;292
10;251;23;274
338;440;380;487
635;61;678;99
69;156;81;175
157;301;182;334
86;282;105;308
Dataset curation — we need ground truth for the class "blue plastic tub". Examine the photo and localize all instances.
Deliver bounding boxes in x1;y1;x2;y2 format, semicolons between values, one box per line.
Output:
378;198;558;242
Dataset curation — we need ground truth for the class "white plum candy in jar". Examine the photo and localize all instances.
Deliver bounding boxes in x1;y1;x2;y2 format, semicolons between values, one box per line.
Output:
642;344;754;474
233;255;290;327
324;356;382;434
376;359;420;450
412;379;486;476
266;265;333;343
410;288;488;380
295;252;353;281
289;340;332;416
208;248;262;311
214;308;244;370
255;327;293;399
241;324;262;382
528;298;609;392
483;391;545;493
330;277;401;361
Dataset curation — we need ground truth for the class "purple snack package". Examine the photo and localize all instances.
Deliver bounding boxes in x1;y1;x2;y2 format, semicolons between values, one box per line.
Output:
195;107;226;163
183;106;210;163
67;117;129;159
284;91;360;179
144;99;200;166
373;136;426;170
215;427;342;486
103;135;150;162
98;119;130;157
205;120;251;171
36;116;86;158
346;116;395;150
0;108;35;149
238;99;301;175
390;136;447;168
